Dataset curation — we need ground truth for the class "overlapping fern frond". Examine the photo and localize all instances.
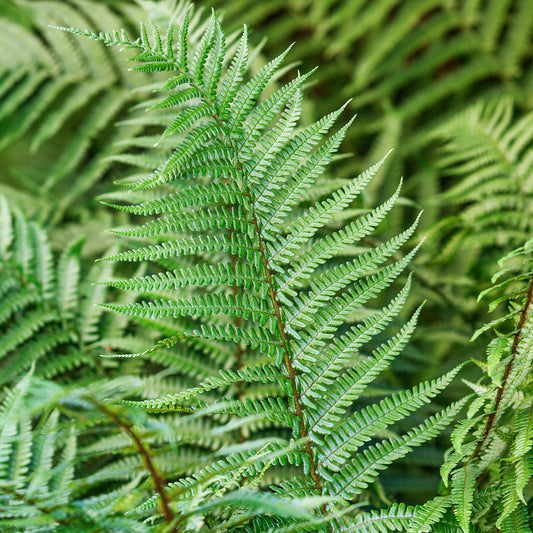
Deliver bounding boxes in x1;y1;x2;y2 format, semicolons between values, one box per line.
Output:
190;1;533;414
61;9;466;529
429;97;533;267
1;371;322;532
411;239;533;533
0;0;150;228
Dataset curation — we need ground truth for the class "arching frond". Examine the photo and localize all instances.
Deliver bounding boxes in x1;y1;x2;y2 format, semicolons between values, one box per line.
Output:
428;97;533;266
64;9;462;529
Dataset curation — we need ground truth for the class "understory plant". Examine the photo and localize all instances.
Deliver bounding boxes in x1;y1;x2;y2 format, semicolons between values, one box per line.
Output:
407;239;533;533
55;7;469;531
1;2;532;532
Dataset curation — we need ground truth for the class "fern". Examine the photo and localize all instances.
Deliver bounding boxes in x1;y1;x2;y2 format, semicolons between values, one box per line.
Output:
59;8;467;530
1;370;324;532
0;192;271;505
193;1;533;391
428;97;533;267
0;195;105;389
422;239;533;532
0;372;154;532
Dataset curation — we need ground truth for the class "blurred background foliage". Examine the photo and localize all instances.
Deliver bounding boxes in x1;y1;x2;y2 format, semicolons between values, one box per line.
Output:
0;0;532;508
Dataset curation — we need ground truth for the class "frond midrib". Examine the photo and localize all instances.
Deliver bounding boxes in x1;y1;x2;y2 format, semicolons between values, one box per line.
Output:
126;31;325;497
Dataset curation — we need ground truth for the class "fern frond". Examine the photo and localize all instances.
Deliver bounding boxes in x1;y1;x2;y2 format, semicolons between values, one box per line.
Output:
437;238;533;530
65;6;464;529
0;196;152;391
429;97;533;264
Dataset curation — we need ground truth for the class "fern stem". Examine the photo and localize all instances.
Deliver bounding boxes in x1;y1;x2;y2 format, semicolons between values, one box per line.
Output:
212;83;326;514
91;400;177;530
471;274;533;467
248;207;323;491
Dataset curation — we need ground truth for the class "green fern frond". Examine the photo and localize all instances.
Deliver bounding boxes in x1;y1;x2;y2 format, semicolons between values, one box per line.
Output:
429;98;533;265
0;196;162;393
338;502;416;532
65;8;464;529
435;239;533;531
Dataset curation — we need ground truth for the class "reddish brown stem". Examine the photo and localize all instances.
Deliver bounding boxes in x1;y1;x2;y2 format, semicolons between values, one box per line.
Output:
92;401;177;531
470;274;533;466
247;208;323;492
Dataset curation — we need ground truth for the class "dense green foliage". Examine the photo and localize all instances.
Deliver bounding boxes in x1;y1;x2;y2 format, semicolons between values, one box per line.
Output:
0;1;532;531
